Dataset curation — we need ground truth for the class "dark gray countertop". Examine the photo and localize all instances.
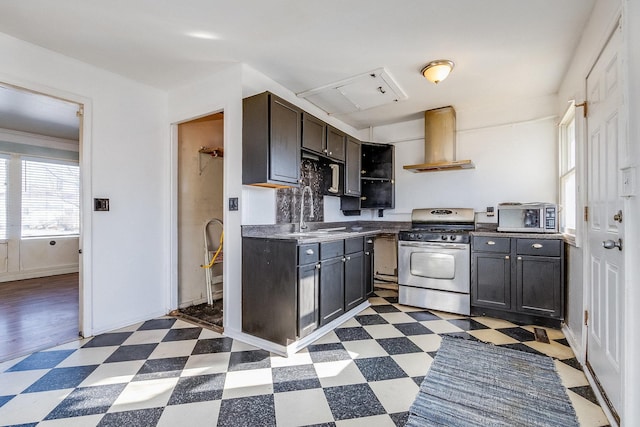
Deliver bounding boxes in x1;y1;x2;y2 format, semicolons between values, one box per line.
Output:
242;221;409;243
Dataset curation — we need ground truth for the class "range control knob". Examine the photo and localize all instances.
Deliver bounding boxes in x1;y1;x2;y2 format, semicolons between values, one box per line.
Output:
441;235;447;240
416;234;422;240
449;235;456;241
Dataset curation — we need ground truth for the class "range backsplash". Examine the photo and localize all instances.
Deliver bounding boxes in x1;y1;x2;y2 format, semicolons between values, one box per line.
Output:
276;159;325;224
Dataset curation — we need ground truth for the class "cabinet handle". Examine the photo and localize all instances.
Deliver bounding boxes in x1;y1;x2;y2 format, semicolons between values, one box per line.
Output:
505;255;509;260
365;251;370;255
306;249;314;255
367;239;373;244
486;241;496;245
517;256;522;260
323;149;328;153
342;256;351;262
531;243;543;249
328;151;332;155
315;263;321;269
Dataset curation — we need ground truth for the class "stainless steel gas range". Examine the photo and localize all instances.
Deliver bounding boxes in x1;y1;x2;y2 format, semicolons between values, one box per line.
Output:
398;208;474;315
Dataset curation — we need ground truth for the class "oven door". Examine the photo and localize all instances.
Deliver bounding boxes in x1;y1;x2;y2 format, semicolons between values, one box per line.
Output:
398;241;470;293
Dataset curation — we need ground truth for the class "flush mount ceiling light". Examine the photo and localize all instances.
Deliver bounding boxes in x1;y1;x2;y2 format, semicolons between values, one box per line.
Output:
421;60;455;84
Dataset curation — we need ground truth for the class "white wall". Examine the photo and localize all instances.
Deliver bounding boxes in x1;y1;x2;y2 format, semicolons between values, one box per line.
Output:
0;32;170;336
371;114;558;220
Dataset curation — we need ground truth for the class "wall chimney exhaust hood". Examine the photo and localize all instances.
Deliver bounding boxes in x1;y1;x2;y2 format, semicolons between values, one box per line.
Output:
403;106;475;172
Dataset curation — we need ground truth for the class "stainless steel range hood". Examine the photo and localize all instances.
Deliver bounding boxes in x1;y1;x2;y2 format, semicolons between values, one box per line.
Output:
403;106;475;172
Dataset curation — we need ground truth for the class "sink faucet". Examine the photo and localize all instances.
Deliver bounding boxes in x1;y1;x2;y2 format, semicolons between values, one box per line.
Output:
299;186;314;230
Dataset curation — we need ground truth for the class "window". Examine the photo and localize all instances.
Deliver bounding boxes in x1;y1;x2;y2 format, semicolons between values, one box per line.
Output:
21;158;79;237
0;156;7;239
559;104;576;238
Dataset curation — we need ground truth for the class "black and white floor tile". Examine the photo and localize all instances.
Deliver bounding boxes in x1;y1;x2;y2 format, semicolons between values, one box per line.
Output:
0;289;609;426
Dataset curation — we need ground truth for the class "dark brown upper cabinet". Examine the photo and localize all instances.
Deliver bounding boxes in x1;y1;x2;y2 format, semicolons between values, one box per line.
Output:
243;92;301;187
301;113;345;163
344;136;361;196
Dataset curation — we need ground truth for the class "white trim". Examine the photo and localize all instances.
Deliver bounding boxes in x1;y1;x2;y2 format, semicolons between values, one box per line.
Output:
0;265;78;283
224;300;371;357
0;75;92;338
0;128;79;151
583;367;620;427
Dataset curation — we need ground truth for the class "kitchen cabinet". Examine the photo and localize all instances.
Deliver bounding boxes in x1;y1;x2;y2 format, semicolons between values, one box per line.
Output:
344;237;365;311
298;244;320;338
326;126;346;162
341;142;394;215
343;136;361;197
364;237;375;297
243;92;301;187
319;241;345;325
471;234;564;326
301;114;345;162
242;235;371;345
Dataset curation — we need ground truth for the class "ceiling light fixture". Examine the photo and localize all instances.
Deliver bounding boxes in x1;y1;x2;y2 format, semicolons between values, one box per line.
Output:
421;60;454;84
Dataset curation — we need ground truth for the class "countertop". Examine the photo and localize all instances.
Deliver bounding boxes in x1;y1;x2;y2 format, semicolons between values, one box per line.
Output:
242;221;410;243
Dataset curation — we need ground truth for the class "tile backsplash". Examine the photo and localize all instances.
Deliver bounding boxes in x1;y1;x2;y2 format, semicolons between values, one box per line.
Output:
276;159;326;224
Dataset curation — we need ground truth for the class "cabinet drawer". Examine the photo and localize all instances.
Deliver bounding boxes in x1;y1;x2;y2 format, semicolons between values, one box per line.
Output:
516;239;561;257
472;236;510;253
345;237;364;254
298;243;319;265
320;240;344;260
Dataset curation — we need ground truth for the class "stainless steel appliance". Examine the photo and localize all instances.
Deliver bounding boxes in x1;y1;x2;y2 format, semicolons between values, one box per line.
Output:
398;208;474;315
497;202;558;233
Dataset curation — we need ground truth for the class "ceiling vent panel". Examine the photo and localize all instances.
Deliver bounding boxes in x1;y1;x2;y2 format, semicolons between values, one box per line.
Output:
297;68;407;116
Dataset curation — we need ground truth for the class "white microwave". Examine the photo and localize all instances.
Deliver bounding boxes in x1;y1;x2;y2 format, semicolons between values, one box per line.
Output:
497;203;558;233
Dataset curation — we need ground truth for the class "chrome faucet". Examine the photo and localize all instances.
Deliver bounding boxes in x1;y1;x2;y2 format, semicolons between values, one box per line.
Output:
299;186;314;230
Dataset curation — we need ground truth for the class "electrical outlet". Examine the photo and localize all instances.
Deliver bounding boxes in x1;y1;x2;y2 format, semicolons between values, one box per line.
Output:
229;197;239;211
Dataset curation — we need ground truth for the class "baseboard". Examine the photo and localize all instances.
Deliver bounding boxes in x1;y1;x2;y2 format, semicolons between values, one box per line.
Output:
0;265;79;283
561;324;584;364
224;300;371;357
583;365;620;427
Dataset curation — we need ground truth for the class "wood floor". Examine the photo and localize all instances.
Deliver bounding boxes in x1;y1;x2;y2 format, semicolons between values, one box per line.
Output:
0;273;79;362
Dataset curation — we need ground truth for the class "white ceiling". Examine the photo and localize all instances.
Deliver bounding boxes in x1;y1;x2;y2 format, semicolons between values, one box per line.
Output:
0;0;596;134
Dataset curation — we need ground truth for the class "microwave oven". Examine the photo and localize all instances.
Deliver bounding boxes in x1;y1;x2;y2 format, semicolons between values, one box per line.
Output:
497;203;558;233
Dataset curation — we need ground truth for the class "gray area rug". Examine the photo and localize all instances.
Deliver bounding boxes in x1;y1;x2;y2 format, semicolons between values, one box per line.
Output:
406;336;579;427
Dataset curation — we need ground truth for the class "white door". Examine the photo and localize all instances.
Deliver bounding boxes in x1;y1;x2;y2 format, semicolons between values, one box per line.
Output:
586;24;624;416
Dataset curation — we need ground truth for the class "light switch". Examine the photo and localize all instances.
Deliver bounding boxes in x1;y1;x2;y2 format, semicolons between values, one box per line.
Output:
229;197;239;211
94;198;109;211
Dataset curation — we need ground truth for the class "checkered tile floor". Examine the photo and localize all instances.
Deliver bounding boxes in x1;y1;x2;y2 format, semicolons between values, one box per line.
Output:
0;289;609;426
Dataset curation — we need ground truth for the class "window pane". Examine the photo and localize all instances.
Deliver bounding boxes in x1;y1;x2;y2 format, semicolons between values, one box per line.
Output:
0;158;7;239
567;118;575;170
562;171;576;233
21;160;79;237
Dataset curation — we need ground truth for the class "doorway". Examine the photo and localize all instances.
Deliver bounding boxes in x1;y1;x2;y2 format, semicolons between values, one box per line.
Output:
585;22;624;422
173;113;225;330
0;83;82;361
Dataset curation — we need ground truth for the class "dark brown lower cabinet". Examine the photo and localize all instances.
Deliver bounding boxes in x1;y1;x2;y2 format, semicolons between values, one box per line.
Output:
243;236;371;345
364;238;375;297
471;235;564;327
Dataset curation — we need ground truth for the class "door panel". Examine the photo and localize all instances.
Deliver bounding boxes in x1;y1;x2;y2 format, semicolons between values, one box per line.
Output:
586;25;623;415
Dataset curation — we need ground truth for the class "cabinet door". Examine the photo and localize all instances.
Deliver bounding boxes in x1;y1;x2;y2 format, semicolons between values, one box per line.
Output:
302;113;326;155
516;255;562;317
298;263;319;338
344;136;361;196
319;256;345;325
344;251;365;311
471;252;511;310
326;126;346;161
269;96;301;184
364;239;374;297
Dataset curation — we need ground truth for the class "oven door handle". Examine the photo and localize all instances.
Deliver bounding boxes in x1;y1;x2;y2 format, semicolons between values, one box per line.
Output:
399;242;467;250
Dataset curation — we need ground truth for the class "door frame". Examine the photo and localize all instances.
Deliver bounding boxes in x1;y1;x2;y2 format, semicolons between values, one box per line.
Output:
168;107;226;317
0;74;92;337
